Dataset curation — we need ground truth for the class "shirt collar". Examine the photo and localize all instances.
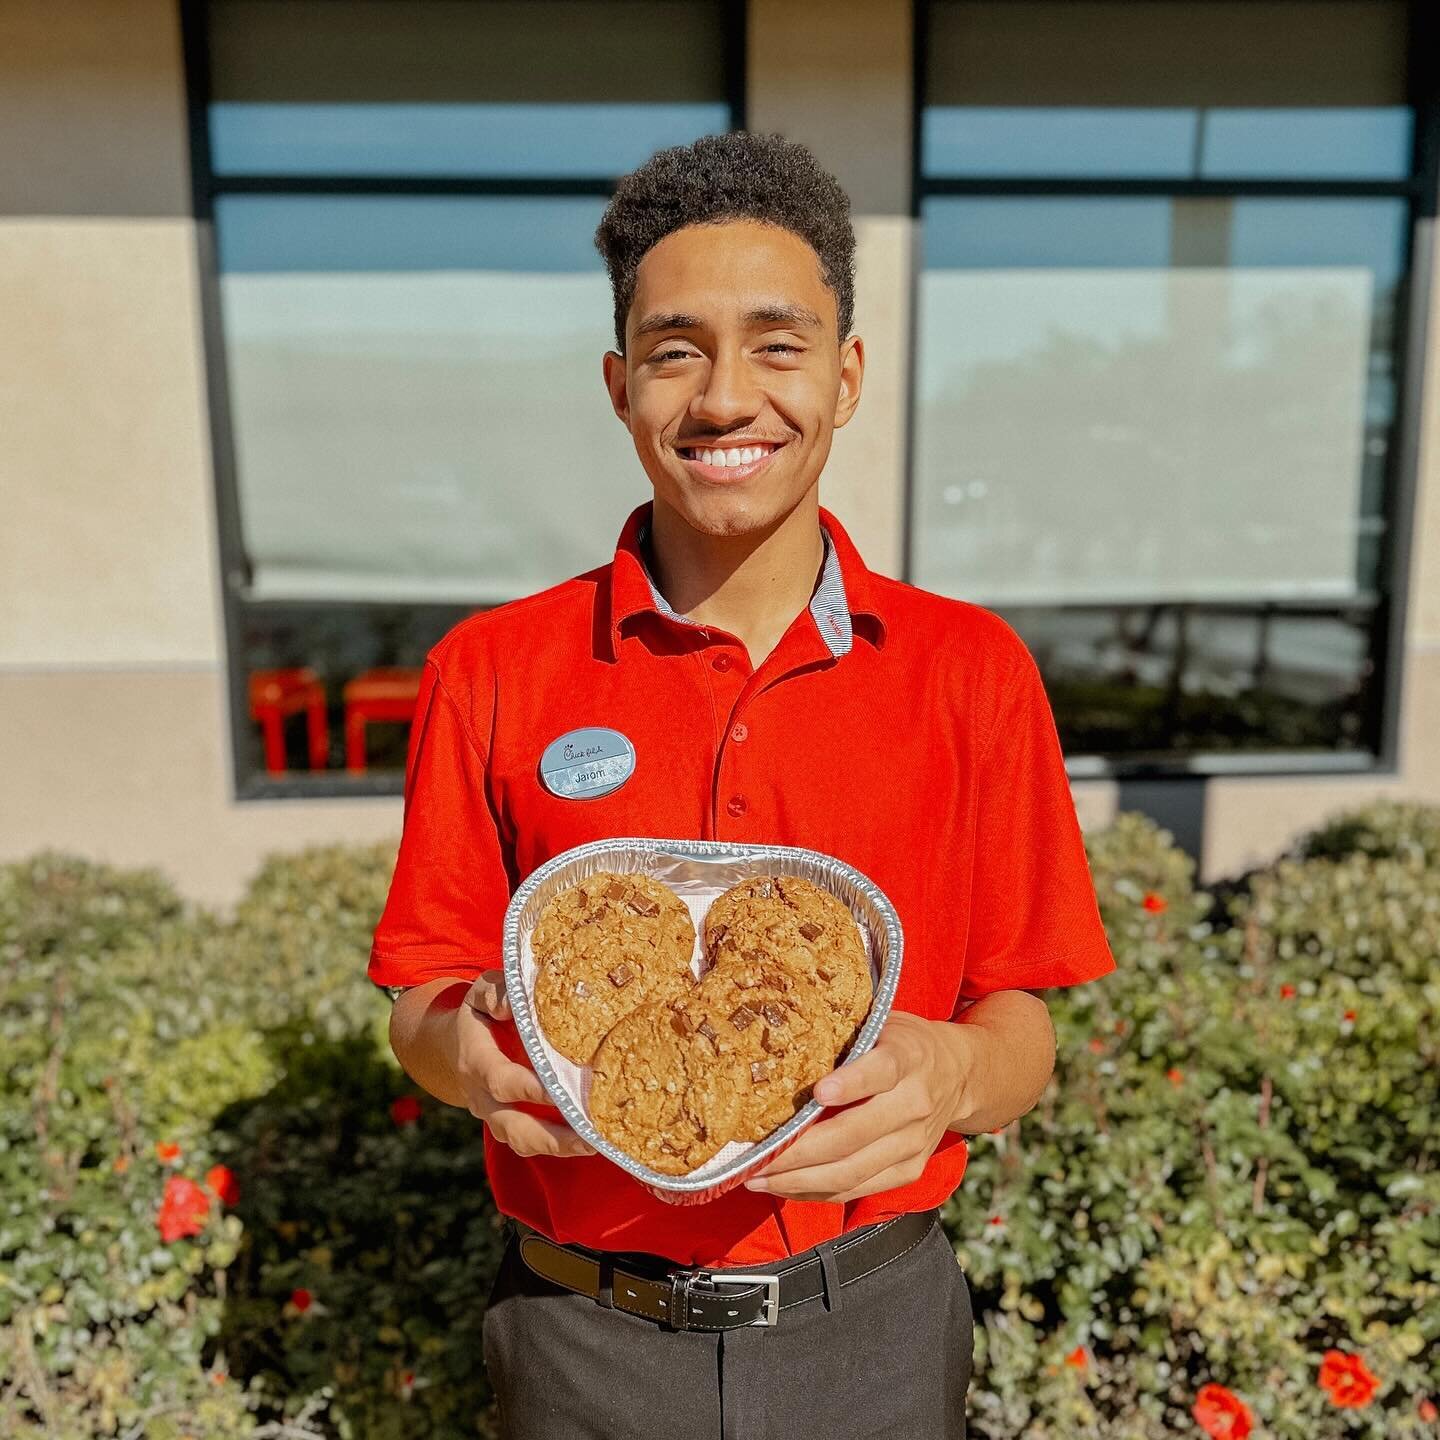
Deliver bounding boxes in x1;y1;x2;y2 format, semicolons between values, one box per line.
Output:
604;501;888;663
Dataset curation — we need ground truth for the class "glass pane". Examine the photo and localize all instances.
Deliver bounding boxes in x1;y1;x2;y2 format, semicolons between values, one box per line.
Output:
912;196;1407;609
924;0;1411;180
207;0;729;177
210;101;731;179
1007;604;1376;758
216;194;642;605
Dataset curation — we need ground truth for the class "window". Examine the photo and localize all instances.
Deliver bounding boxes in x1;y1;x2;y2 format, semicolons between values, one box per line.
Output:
913;0;1433;774
184;0;742;795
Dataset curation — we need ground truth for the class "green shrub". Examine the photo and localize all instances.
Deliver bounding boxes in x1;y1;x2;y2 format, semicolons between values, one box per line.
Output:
3;809;1437;1437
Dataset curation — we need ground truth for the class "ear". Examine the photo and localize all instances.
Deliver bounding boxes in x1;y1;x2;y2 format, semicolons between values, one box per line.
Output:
832;333;865;430
602;350;630;428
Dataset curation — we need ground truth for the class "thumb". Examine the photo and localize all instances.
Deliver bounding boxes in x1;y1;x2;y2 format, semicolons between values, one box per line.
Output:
465;969;512;1022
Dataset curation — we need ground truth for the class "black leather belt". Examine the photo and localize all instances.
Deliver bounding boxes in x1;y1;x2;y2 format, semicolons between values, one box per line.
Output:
514;1207;940;1332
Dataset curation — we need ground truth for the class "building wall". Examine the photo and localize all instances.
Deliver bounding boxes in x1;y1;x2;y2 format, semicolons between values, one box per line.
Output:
0;0;1436;905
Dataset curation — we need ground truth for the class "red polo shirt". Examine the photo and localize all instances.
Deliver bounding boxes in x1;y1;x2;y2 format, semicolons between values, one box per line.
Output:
369;500;1115;1266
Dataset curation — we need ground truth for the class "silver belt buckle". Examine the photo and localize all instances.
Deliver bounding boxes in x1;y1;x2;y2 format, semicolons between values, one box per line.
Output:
709;1271;781;1327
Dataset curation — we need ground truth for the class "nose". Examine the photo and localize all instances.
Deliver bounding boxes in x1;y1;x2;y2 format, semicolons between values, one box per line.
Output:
688;344;760;430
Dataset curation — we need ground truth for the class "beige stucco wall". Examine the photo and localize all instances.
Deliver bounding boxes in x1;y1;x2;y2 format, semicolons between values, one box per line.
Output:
0;0;1436;904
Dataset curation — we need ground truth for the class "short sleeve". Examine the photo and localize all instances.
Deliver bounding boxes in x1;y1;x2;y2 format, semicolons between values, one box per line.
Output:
957;641;1116;1006
367;658;513;991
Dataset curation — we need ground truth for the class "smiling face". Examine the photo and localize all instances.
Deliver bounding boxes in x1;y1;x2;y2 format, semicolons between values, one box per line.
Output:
602;219;863;539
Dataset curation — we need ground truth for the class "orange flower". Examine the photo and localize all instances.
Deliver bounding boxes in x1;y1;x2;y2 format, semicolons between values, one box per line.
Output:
1088;1037;1106;1054
290;1287;313;1313
1319;1350;1379;1408
1279;984;1296;1000
155;1141;182;1164
113;1154;131;1174
1142;891;1168;914
1166;1068;1184;1086
390;1095;423;1127
156;1175;211;1243
1193;1384;1253;1438
1418;1398;1437;1423
205;1164;241;1207
1065;1346;1088;1370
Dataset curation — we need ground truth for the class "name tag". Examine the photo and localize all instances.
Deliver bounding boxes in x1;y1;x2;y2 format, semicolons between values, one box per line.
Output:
539;727;636;800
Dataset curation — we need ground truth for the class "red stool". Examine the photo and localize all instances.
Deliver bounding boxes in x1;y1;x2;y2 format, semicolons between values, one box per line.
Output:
249;667;330;774
343;667;423;773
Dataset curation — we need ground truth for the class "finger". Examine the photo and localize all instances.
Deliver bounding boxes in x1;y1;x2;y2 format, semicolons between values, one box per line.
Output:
824;1159;931;1206
465;969;511;1021
487;1110;595;1159
480;1056;549;1107
812;1046;901;1107
753;1100;910;1178
746;1131;916;1200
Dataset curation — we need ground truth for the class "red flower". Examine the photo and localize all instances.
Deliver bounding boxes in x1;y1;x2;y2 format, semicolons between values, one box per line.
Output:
205;1164;241;1207
390;1095;423;1127
1279;984;1296;1000
1166;1068;1184;1086
1142;892;1168;914
156;1175;211;1243
290;1287;313;1313
1193;1384;1253;1438
1343;1009;1357;1024
155;1141;182;1164
988;1214;1004;1227
1088;1037;1106;1054
1065;1345;1088;1370
1319;1350;1379;1408
1419;1398;1437;1423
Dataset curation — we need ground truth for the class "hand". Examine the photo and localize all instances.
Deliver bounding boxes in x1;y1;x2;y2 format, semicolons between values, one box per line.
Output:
745;1011;971;1203
454;970;594;1159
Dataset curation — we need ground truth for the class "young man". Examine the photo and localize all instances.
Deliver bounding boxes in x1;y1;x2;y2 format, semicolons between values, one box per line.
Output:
370;132;1115;1438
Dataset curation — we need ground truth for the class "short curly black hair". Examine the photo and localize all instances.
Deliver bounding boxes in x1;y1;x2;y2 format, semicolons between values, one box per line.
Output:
594;131;856;353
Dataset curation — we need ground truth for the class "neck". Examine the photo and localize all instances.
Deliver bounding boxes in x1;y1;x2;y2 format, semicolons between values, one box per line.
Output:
646;494;826;667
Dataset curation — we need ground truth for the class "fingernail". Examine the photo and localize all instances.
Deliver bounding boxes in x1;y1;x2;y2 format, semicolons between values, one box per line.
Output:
745;1179;769;1192
814;1083;836;1103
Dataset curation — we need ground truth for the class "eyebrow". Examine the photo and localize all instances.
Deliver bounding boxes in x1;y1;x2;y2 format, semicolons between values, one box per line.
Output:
631;303;825;340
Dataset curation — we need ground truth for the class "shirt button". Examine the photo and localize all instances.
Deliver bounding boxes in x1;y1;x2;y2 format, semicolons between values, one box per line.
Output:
712;654;732;672
726;794;748;818
730;723;749;744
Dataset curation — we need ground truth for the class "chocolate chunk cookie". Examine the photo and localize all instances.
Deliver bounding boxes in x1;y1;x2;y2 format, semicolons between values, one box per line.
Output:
588;1000;747;1175
703;875;872;1044
681;958;839;1141
532;873;697;1064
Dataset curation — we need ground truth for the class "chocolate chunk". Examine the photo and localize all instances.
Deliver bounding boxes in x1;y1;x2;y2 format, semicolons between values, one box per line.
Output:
604;880;627;901
670;1009;692;1036
728;1004;758;1032
760;1002;788;1027
750;1061;769;1084
710;925;728;949
798;922;823;942
628;896;660;917
743;948;767;965
697;1019;719;1043
608;964;634;988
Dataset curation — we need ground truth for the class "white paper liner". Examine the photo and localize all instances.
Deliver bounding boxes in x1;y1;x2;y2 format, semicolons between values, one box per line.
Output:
503;839;904;1204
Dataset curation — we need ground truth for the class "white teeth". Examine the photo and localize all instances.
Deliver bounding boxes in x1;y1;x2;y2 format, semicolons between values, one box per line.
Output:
687;444;774;466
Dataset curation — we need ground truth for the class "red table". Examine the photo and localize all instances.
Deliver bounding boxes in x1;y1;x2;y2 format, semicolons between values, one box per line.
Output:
343;667;423;773
248;668;329;774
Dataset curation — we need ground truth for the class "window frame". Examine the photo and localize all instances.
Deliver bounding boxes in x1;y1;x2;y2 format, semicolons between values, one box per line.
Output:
180;0;747;800
906;0;1440;781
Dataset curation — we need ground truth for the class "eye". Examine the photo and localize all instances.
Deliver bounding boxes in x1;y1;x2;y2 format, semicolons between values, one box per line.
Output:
651;347;694;362
763;342;801;355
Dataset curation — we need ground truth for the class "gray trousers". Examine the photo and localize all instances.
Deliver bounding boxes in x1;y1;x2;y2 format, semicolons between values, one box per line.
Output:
482;1216;973;1439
